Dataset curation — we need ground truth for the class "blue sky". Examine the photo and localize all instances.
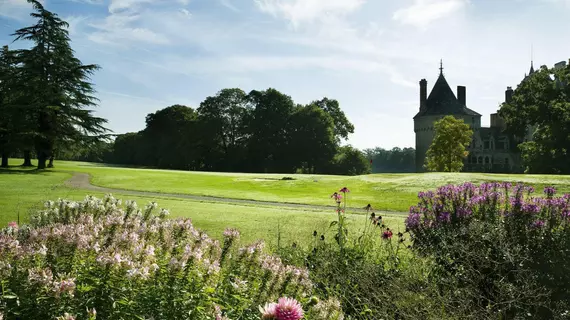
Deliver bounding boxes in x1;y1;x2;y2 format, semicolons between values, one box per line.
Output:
1;0;570;150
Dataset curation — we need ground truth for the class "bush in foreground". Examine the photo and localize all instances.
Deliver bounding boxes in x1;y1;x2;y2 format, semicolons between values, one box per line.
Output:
278;188;453;319
407;182;570;319
0;195;341;319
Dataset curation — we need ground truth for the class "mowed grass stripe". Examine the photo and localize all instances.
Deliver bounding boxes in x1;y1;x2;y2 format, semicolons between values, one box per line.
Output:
19;159;570;212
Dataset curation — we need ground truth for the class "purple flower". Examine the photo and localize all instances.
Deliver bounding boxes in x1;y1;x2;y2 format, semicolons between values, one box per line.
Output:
436;212;451;223
405;213;421;230
544;186;557;197
531;220;545;228
522;203;541;214
339;187;350;193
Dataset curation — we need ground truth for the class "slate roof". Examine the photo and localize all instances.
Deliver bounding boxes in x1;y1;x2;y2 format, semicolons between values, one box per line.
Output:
414;72;481;119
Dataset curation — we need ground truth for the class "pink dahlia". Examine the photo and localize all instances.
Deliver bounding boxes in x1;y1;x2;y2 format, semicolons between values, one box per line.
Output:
275;297;304;320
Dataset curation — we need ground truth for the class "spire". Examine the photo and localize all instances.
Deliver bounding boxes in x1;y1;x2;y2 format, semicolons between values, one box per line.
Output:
529;44;535;75
439;59;444;75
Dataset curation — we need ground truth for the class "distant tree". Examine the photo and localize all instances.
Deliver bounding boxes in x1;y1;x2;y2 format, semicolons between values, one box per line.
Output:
363;147;415;173
499;64;570;174
142;105;197;170
112;133;144;165
246;88;296;173
9;0;107;169
330;145;371;175
197;89;249;171
425;116;473;172
289;104;337;173
308;98;355;143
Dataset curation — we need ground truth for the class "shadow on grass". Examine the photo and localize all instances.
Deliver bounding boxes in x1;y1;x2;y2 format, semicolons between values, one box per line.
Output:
0;166;51;175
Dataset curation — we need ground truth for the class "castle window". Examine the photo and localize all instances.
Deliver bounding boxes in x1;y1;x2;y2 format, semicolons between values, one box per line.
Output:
485;157;490;164
471;156;477;164
478;156;483;164
505;158;510;166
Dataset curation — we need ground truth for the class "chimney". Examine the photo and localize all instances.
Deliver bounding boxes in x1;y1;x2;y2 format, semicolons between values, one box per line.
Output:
505;86;513;103
457;86;466;106
419;79;427;111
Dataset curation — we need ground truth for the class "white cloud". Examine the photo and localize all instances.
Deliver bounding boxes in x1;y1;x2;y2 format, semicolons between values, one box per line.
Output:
86;4;170;46
393;0;468;28
108;0;156;13
254;0;365;26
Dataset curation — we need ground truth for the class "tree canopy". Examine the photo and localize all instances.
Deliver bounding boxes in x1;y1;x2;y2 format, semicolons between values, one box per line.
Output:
425;116;473;172
1;0;108;169
83;88;366;176
499;64;570;174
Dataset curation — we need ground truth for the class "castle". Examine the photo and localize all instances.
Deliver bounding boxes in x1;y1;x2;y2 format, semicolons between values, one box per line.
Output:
413;61;553;173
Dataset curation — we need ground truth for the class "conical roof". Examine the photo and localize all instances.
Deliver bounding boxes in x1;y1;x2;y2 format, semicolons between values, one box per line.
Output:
414;71;481;119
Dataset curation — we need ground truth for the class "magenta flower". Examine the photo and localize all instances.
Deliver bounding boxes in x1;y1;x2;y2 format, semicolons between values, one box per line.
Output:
339;187;350;193
382;230;393;240
330;192;342;203
275;297;304;320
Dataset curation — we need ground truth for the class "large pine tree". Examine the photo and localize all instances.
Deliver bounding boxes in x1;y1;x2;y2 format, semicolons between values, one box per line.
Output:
10;0;107;169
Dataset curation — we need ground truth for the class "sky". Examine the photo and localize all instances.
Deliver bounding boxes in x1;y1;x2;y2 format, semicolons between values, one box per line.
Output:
1;0;570;150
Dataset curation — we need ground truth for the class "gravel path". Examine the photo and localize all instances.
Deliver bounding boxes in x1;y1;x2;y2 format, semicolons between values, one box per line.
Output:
65;172;408;216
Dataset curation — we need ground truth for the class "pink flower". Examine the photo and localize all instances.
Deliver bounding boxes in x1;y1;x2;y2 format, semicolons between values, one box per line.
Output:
330;192;342;203
260;302;278;319
275;297;304;320
339;187;350;193
382;230;393;240
7;221;18;229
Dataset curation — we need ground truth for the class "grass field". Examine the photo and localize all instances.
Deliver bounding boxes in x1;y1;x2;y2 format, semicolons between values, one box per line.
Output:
3;158;570;246
26;159;570;212
0;163;405;246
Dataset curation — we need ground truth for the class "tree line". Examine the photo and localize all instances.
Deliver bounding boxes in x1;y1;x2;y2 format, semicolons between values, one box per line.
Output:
61;89;372;175
363;147;415;173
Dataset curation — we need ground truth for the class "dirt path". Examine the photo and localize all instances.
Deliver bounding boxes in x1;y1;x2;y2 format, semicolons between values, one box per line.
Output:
64;172;408;216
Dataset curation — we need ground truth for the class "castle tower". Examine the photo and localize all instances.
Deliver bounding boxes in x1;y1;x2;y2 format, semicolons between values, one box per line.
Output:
413;62;482;172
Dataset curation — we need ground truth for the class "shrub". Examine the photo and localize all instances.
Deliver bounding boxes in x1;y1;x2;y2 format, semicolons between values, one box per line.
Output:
278;188;454;319
407;182;570;319
0;195;341;320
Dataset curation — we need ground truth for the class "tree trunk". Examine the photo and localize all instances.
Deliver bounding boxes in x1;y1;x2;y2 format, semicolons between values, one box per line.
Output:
47;155;54;168
37;151;47;169
1;153;8;168
22;150;33;167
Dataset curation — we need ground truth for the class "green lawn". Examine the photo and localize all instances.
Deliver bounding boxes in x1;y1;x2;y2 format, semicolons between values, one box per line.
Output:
19;159;570;212
0;164;405;246
3;158;569;245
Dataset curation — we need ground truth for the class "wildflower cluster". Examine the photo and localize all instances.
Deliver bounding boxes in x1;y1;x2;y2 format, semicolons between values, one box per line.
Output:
406;182;569;236
0;194;340;320
406;182;570;318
